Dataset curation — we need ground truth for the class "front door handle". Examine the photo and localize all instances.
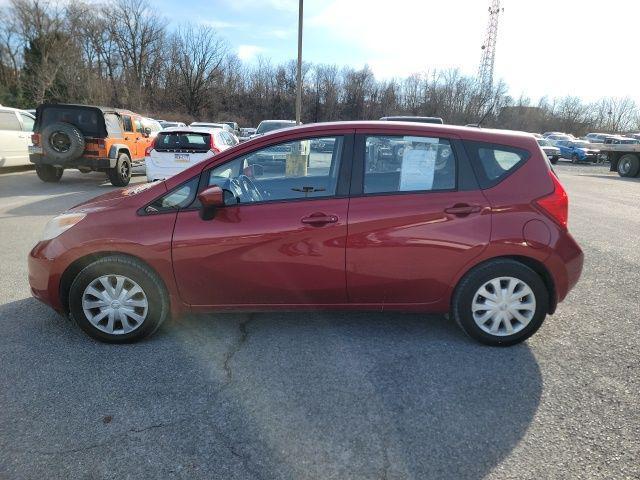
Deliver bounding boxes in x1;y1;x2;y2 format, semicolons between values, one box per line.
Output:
301;213;338;225
444;204;481;216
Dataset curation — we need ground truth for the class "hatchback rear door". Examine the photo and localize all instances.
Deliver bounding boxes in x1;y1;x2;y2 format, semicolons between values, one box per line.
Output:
345;131;491;307
149;131;214;170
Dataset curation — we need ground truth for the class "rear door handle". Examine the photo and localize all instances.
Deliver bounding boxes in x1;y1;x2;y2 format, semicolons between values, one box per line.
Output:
444;204;481;216
301;213;338;225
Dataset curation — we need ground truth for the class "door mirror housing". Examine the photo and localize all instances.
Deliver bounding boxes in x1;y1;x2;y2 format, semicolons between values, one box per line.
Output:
198;185;225;220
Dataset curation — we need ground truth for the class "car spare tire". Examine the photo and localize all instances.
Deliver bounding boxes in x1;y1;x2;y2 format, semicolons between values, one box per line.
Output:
41;122;85;163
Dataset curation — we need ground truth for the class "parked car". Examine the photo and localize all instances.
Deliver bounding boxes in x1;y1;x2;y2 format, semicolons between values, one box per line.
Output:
380;116;444;124
556;139;600;163
190;122;233;133
29;104;155;186
221;121;240;137
545;134;573;146
251;120;296;138
310;137;336;152
238;127;256;142
603;135;640;145
537;138;560;164
584;132;612;143
159;121;187;129
0;106;35;168
145;127;238;181
542;131;565;138
28;121;583;346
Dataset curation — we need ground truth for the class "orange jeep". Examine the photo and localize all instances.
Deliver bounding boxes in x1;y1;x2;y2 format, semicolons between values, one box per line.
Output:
29;104;160;186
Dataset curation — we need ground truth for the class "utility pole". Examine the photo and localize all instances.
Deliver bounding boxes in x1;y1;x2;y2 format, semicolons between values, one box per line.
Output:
295;0;303;125
478;0;503;97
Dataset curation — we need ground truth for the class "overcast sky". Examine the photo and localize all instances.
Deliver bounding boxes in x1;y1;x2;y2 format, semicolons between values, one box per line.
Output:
20;0;639;103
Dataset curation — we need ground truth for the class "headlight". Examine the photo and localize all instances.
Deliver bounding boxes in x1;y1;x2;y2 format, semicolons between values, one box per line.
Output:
41;213;86;241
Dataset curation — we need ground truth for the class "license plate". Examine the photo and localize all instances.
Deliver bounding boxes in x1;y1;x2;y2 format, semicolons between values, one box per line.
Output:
174;153;190;162
28;145;43;154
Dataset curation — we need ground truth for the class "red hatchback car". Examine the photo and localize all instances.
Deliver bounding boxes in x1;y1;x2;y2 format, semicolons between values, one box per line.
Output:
28;121;583;346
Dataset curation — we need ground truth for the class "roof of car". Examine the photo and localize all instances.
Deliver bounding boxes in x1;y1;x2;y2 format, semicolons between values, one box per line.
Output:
161;126;220;134
37;103;136;116
242;120;540;148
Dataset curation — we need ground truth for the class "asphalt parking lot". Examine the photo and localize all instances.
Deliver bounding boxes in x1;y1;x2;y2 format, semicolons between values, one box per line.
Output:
0;163;638;479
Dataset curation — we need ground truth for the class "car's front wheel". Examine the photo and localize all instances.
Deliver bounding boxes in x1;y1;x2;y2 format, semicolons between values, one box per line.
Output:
68;255;169;343
452;259;549;346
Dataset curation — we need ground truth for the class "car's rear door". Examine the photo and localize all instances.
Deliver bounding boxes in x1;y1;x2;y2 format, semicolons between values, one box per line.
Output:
345;130;491;307
0;110;23;167
171;132;354;307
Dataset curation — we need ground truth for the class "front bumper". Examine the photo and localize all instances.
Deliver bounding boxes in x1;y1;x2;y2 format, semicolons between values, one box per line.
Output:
28;241;64;312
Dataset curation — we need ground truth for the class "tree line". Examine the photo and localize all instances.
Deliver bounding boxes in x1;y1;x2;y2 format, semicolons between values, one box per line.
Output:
1;0;638;135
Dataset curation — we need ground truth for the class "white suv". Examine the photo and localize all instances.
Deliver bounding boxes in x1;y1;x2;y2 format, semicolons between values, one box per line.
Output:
0;106;35;168
145;127;238;181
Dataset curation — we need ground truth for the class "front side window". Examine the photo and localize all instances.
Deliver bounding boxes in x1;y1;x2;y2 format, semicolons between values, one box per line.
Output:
145;177;199;213
363;135;456;194
207;136;343;204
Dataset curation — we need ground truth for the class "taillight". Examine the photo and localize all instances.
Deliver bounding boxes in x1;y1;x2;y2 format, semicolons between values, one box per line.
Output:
145;137;156;157
535;170;568;228
31;133;40;146
209;135;220;155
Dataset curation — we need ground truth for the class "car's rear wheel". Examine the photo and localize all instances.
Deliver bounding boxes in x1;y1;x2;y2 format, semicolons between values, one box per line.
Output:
550;156;559;165
108;153;131;187
35;164;63;182
69;255;169;343
571;153;579;164
452;259;549;346
617;154;640;177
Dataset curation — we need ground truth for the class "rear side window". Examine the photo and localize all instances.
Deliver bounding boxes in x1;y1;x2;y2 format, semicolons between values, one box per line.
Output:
363;135;456;194
122;116;133;132
0;111;20;130
155;132;211;152
463;141;529;188
20;113;34;132
104;114;122;136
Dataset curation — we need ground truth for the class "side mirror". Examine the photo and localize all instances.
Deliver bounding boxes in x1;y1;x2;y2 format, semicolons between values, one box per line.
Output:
198;185;225;220
143;127;152;137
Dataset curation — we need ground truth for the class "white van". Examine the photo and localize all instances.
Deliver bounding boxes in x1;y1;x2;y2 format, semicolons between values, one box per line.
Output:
0;106;35;168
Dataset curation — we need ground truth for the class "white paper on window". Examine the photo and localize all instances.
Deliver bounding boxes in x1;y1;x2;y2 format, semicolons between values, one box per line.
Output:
399;137;438;191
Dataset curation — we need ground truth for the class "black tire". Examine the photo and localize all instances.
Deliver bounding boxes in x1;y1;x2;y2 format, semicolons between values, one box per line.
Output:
452;259;549;347
41;122;85;162
617;154;640;177
35;164;63;182
571;154;579;164
107;153;131;187
68;255;169;343
550;156;558;165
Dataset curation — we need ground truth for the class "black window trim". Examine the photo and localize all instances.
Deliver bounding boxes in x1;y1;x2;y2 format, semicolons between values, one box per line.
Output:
140;133;355;215
350;133;466;199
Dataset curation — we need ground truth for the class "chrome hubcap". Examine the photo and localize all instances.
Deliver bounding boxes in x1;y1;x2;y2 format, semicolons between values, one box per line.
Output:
82;275;148;335
471;277;536;337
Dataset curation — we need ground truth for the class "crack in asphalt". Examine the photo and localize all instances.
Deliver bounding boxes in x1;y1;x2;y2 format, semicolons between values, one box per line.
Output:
222;313;254;386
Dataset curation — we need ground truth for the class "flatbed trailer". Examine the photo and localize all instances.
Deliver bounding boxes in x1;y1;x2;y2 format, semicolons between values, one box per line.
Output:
587;143;640;177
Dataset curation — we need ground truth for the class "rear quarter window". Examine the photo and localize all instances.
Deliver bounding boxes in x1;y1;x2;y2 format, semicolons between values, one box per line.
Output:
463;141;529;189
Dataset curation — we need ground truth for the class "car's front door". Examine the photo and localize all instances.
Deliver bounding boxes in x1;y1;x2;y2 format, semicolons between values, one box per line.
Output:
172;133;353;307
121;115;137;158
345;132;491;306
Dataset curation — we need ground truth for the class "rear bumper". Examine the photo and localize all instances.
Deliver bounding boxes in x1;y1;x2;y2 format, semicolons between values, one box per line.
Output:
30;154;118;170
546;230;584;304
145;163;188;181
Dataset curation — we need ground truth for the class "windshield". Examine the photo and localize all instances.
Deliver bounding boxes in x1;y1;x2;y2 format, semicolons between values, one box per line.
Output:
255;121;294;135
573;141;589;148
